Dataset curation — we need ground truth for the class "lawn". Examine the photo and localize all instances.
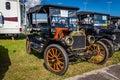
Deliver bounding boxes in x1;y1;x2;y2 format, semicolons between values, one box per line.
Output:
0;39;120;80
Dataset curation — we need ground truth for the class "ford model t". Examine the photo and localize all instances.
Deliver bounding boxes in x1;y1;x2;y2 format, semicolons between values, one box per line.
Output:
109;16;120;50
77;11;115;57
26;5;109;75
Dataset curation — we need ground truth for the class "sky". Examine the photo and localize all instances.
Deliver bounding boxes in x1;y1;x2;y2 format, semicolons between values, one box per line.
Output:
25;0;120;16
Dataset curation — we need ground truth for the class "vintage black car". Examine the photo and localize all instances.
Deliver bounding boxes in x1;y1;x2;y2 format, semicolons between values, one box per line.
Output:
77;11;115;57
26;5;109;75
110;16;120;26
109;16;120;50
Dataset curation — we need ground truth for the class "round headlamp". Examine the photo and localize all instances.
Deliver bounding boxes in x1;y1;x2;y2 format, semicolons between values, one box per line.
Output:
87;35;95;44
64;36;74;46
112;35;116;40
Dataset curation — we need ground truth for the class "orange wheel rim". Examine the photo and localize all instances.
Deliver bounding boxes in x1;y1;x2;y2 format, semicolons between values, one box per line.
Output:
46;48;65;73
26;40;31;53
86;43;106;64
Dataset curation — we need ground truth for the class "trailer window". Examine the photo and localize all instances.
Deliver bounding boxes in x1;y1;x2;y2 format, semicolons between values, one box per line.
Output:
6;2;11;10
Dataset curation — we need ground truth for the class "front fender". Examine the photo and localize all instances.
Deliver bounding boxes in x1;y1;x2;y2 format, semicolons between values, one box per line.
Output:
46;39;66;47
43;39;68;52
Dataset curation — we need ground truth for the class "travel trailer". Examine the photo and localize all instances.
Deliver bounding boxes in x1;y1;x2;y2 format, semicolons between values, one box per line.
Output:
0;0;26;36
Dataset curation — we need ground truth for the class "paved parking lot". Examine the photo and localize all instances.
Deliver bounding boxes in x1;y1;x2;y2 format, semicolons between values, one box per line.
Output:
65;64;120;80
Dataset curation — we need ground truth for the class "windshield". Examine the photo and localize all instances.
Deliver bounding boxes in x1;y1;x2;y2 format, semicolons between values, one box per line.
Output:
94;15;108;27
50;8;78;30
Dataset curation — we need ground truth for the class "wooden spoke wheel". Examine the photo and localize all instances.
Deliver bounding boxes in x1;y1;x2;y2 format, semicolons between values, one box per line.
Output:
26;38;32;54
44;44;68;75
86;41;109;64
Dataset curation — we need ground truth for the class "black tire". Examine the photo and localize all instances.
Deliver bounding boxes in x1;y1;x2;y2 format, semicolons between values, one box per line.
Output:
44;44;69;75
26;38;33;54
100;38;114;58
86;41;109;65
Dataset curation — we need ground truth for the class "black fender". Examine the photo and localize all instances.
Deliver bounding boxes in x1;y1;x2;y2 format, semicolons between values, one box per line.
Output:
42;39;68;52
95;34;115;42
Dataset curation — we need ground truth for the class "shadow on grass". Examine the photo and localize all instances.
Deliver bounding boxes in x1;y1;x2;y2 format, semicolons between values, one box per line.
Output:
0;45;11;80
69;58;87;65
31;50;44;59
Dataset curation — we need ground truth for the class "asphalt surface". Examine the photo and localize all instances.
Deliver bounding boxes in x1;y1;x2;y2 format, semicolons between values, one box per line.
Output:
65;64;120;80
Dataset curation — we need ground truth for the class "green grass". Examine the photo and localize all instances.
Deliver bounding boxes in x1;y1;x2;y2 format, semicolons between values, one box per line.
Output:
0;39;120;80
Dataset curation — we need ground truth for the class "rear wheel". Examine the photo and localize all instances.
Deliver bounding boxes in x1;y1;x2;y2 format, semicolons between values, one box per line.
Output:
86;41;109;64
26;38;33;54
100;38;114;57
44;44;69;75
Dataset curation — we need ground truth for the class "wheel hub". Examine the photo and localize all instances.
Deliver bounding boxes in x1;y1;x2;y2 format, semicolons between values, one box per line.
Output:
52;57;58;63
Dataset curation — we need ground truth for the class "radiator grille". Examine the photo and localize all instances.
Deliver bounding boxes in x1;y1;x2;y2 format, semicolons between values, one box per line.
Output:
72;36;86;50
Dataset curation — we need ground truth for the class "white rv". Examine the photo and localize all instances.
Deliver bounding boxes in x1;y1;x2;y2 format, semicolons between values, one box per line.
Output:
0;0;26;35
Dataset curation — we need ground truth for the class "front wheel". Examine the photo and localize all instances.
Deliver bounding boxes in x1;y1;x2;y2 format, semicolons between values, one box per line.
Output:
86;41;109;65
44;44;69;75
